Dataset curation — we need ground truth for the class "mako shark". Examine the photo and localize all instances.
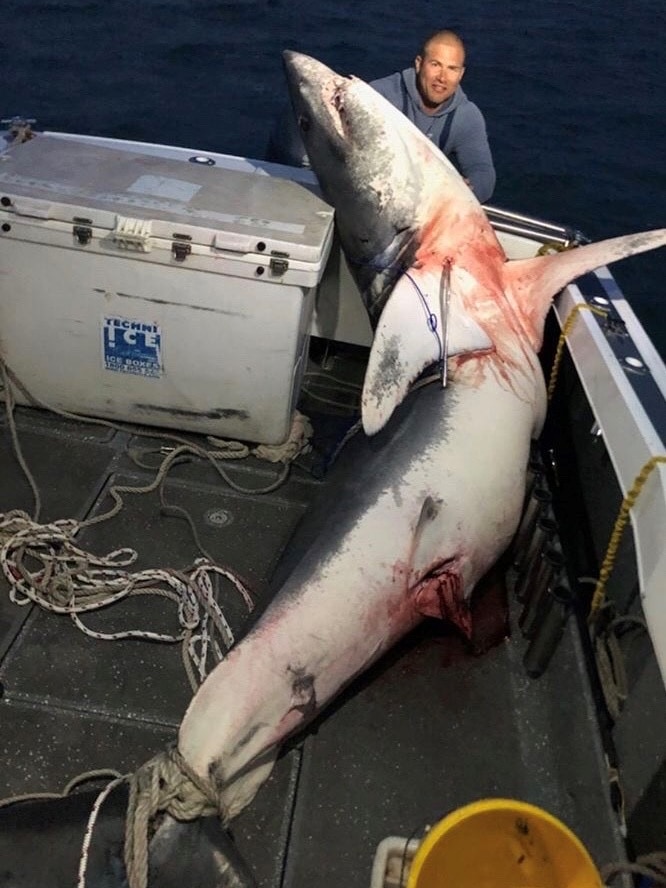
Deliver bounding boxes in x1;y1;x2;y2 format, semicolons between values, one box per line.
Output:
2;51;665;888
176;54;666;822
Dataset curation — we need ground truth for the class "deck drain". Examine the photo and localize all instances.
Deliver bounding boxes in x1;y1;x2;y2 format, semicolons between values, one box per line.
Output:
204;508;233;527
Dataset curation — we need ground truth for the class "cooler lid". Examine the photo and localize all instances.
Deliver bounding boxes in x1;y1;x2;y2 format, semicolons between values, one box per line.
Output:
0;135;335;263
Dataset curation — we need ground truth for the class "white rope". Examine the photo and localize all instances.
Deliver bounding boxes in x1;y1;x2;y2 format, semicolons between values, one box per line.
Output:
208;408;314;465
77;775;128;888
0;511;253;687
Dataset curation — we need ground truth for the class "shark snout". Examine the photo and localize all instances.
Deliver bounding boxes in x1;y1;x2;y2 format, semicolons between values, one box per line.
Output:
282;50;350;91
283;50;324;80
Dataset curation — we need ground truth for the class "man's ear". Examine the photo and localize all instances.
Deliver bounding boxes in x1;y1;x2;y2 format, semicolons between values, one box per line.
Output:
414;55;423;73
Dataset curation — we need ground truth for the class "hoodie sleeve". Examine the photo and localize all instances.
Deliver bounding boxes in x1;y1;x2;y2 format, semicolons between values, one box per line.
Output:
369;73;406;109
450;101;496;203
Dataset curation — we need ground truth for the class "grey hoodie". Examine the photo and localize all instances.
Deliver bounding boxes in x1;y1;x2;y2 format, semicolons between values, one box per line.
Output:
369;67;496;203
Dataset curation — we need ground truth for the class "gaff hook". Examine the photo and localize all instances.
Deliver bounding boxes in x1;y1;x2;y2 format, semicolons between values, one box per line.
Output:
439;262;452;387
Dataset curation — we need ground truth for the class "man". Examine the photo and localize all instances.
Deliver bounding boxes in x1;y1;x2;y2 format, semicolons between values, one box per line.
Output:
268;29;496;203
371;30;495;202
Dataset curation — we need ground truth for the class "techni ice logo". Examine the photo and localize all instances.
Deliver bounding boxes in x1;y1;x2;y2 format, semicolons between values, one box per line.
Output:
103;316;162;378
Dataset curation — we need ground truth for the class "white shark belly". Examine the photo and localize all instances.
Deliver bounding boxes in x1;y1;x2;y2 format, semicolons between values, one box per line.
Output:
178;359;544;818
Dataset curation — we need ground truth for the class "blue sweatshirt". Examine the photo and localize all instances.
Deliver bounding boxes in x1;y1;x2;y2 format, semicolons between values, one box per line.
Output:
369;68;496;203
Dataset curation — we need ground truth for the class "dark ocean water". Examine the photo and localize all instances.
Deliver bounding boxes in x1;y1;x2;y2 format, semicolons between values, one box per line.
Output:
2;0;665;355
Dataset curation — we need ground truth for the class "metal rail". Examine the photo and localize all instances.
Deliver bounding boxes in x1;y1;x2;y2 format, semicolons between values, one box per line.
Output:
483;203;588;247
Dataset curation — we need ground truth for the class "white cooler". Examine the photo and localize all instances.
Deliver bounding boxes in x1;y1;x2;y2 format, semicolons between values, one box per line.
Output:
0;135;334;444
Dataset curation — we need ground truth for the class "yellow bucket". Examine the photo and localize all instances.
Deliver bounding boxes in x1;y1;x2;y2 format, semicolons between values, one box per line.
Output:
406;799;603;888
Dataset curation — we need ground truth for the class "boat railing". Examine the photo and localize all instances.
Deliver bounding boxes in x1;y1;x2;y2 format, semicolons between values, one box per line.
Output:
483;204;588;248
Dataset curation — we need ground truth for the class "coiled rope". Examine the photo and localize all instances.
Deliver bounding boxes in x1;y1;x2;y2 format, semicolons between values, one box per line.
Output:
0;355;318;884
0;358;300;885
591;604;649;720
0;510;254;690
543;305;665;628
0;750;226;888
601;852;666;885
0;353;318;686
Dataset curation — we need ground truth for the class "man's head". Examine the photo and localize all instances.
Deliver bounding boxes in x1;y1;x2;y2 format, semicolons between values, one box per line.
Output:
414;30;466;111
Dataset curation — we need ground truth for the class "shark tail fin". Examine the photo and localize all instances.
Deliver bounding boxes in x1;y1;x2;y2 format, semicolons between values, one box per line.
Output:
503;228;666;349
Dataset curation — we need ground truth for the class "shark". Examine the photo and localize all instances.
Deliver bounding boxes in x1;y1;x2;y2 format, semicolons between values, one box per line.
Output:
174;53;666;831
2;50;664;888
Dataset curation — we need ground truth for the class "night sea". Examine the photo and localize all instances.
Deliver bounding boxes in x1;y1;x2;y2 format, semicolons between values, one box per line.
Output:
2;0;665;355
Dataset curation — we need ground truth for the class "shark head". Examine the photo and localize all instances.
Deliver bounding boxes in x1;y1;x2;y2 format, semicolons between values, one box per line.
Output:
283;49;488;326
284;51;666;435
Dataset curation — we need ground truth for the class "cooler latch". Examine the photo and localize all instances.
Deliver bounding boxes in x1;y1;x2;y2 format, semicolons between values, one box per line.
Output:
113;215;153;252
72;217;93;246
269;251;289;276
171;233;192;262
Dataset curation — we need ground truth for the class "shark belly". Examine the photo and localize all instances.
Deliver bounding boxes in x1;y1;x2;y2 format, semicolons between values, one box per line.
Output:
178;360;543;819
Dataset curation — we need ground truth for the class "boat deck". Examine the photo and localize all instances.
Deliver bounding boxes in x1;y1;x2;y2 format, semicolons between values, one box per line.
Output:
0;346;626;887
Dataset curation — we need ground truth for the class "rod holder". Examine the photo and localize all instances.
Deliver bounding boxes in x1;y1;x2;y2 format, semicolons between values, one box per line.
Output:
514;516;559;602
512;486;552;569
518;547;565;638
524;454;544;503
523;583;575;678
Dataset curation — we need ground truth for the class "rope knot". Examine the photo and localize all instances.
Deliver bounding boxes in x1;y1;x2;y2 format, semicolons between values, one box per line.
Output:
124;745;227;888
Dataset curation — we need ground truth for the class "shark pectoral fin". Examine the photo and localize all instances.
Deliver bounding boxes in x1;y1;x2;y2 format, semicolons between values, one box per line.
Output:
361;269;491;435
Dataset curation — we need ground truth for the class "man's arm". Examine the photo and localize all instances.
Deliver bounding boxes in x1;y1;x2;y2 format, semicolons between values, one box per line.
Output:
450;102;496;203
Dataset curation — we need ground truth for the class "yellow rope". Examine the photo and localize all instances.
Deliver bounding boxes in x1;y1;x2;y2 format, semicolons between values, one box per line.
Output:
536;240;572;256
588;455;666;622
545;304;664;628
547;302;608;401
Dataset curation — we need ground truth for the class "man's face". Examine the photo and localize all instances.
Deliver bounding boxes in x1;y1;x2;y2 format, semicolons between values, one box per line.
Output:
414;39;466;110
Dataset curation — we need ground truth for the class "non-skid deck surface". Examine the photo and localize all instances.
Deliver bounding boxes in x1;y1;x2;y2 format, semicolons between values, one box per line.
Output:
0;373;625;887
